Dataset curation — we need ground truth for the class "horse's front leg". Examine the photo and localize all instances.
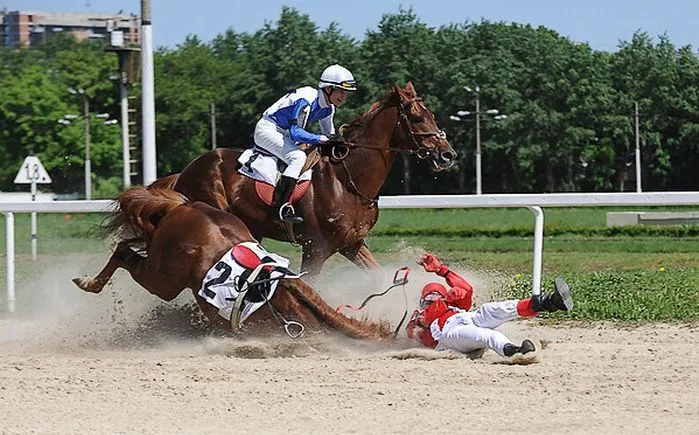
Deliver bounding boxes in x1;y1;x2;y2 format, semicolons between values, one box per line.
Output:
339;239;381;271
339;239;385;285
300;241;332;281
72;242;135;293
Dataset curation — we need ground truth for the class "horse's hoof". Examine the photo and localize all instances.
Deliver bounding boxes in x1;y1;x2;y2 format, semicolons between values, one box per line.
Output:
72;277;102;293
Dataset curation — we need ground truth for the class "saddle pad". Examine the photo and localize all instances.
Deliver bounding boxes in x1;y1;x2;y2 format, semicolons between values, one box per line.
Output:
238;148;312;185
197;242;302;324
255;179;311;206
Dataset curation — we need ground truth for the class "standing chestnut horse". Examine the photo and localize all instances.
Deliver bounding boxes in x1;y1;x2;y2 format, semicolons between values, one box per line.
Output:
169;82;455;278
73;187;393;340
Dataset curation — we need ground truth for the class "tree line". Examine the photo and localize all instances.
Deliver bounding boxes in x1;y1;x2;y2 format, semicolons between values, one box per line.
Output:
1;7;698;197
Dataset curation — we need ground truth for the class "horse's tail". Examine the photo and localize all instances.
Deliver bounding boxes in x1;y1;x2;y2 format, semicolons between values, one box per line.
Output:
147;173;180;190
105;187;189;245
282;279;394;340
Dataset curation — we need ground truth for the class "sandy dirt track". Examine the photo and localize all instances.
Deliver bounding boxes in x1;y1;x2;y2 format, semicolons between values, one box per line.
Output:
1;255;698;434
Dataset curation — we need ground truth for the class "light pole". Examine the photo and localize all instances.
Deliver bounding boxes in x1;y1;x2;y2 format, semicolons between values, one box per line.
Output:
451;85;507;195
634;101;642;193
67;87;93;199
61;89;116;199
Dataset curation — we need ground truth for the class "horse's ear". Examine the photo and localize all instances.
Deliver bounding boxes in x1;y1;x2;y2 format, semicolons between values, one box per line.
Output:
404;81;417;94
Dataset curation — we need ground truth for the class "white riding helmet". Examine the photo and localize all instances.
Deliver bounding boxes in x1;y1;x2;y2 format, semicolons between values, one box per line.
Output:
318;64;357;91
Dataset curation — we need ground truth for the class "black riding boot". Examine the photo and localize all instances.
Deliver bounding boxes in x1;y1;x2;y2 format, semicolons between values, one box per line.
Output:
274;175;303;224
503;339;536;357
532;276;574;313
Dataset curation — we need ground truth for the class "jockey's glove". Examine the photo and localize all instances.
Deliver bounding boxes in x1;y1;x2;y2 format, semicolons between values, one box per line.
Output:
326;133;347;144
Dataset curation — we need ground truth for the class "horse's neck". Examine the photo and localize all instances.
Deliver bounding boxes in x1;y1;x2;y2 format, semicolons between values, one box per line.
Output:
336;107;400;198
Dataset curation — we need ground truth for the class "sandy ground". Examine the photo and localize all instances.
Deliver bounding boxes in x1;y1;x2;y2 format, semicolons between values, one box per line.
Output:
1;253;698;434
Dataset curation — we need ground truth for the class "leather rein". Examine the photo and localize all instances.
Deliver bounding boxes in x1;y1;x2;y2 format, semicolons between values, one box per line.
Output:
338;96;446;158
331;96;447;203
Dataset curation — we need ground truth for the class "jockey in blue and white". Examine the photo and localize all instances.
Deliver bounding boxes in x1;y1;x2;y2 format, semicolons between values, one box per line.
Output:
253;64;357;224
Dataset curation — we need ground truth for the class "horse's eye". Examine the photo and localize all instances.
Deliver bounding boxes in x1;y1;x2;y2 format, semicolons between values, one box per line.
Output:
411;116;425;124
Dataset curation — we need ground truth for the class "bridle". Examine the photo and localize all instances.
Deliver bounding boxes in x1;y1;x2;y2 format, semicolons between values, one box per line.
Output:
330;94;450;203
333;96;447;159
395;96;448;160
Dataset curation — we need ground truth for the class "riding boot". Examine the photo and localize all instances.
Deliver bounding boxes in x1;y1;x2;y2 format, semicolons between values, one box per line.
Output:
503;339;536;357
532;276;574;313
274;175;303;224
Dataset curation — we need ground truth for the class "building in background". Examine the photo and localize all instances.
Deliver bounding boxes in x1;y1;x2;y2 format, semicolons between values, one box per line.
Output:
0;8;140;49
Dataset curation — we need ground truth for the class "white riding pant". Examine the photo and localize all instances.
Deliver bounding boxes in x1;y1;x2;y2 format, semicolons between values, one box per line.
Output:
433;300;520;357
253;118;307;179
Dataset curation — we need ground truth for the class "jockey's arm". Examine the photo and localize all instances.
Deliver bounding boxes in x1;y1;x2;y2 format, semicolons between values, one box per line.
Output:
439;267;474;310
289;100;323;144
446;286;473;310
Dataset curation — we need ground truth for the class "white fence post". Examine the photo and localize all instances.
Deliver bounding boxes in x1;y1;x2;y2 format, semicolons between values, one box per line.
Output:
5;212;15;313
528;206;544;296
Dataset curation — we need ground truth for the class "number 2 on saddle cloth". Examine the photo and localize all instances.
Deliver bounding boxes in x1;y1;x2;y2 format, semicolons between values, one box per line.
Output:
197;242;303;331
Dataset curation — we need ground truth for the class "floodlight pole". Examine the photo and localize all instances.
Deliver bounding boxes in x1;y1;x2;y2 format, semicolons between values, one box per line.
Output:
475;92;482;195
83;95;92;200
119;57;131;189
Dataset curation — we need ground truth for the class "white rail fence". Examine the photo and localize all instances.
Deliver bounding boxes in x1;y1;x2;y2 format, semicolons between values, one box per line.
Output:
3;192;699;313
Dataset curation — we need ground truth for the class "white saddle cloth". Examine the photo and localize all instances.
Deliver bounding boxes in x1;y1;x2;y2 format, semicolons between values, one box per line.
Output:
197;242;302;324
237;148;313;185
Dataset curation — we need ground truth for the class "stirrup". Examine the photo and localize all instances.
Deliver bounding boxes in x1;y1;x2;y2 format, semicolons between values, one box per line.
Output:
279;203;303;224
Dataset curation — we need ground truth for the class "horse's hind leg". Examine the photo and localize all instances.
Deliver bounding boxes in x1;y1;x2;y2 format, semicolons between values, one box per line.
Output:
72;242;136;293
74;242;182;302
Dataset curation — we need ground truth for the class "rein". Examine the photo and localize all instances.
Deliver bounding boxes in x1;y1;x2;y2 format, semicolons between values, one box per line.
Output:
335;267;411;339
327;94;447;203
230;263;306;339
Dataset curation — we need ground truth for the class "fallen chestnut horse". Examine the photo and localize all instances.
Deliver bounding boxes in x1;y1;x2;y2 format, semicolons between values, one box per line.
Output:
72;186;393;340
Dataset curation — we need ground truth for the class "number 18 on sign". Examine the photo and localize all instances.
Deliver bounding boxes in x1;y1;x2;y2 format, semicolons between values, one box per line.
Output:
14;155;52;261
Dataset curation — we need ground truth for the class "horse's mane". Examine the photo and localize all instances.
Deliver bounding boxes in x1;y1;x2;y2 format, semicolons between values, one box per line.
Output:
281;278;394;340
147;173;180;190
104;187;189;246
342;86;403;139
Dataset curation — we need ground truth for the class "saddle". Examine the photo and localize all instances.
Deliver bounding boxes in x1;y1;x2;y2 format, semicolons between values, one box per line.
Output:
237;147;322;206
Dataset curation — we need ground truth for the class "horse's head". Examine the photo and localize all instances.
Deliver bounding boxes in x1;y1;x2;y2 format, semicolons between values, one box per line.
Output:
391;82;457;171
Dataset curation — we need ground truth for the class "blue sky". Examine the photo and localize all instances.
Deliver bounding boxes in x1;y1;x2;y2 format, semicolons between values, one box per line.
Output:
4;0;699;52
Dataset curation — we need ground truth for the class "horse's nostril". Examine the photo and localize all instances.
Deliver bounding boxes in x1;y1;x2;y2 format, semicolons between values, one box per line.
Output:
440;151;455;162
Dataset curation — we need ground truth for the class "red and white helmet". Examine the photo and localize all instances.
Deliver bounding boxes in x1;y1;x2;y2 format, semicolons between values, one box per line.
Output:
419;282;447;309
318;64;357;91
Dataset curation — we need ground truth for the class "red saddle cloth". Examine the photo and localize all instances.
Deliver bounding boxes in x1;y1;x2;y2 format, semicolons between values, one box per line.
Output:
254;180;311;206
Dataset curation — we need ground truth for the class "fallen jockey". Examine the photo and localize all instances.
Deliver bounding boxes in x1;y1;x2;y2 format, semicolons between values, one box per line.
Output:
406;252;573;357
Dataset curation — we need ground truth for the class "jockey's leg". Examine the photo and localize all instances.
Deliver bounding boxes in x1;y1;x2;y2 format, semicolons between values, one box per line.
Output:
275;147;305;224
438;321;516;357
254;119;305;224
531;277;574;312
446;300;539;357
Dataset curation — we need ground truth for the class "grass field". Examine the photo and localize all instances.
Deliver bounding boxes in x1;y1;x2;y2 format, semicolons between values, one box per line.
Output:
1;207;698;321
